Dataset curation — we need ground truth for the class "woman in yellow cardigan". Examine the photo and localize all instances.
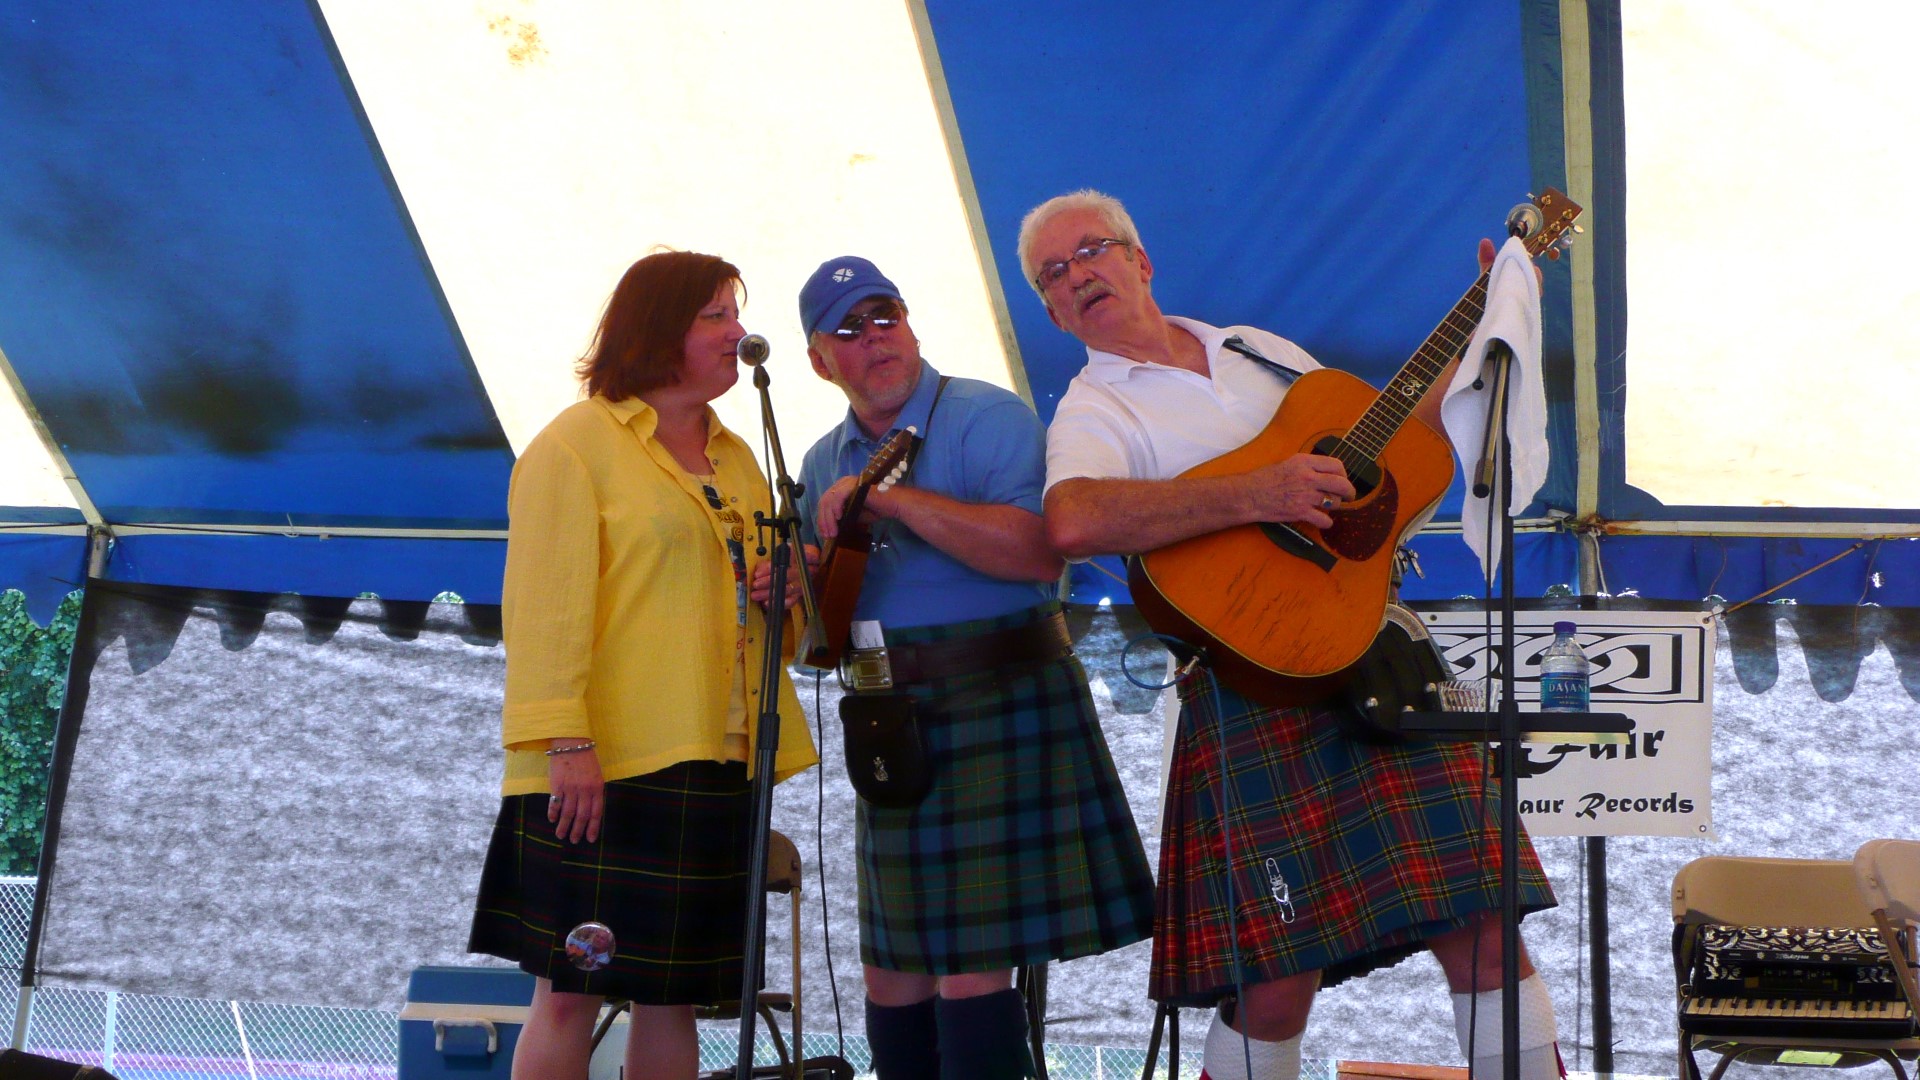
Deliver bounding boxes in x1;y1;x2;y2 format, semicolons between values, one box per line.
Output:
469;250;817;1079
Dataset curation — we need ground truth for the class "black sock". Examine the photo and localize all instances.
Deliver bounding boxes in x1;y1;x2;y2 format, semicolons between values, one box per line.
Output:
865;995;940;1080
936;988;1034;1080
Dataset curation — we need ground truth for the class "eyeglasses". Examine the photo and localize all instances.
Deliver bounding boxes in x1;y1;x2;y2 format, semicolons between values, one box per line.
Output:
1032;237;1129;290
831;301;905;340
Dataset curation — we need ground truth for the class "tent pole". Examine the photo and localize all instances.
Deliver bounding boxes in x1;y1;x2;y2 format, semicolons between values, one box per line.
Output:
8;985;30;1051
12;579;106;1052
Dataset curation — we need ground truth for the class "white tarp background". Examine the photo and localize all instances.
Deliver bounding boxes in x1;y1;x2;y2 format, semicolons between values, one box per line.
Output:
1621;1;1920;510
36;584;1920;1074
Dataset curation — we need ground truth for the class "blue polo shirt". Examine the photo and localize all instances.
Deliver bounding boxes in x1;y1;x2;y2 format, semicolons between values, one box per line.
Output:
796;360;1055;631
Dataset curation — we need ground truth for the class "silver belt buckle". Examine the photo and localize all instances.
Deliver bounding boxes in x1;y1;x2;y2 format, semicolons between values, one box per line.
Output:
842;646;895;691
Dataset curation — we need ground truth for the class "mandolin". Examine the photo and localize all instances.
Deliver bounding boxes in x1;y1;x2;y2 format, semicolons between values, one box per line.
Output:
797;427;915;670
1129;189;1584;706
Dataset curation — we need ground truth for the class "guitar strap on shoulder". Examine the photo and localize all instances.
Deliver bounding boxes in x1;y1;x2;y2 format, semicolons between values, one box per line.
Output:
1222;335;1307;383
898;374;952;479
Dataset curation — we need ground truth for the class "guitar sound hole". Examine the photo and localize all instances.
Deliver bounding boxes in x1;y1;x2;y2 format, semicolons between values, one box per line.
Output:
1313;436;1381;497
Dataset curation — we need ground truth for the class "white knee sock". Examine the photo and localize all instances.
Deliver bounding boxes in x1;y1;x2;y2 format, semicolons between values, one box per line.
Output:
1451;974;1564;1080
1203;1004;1302;1080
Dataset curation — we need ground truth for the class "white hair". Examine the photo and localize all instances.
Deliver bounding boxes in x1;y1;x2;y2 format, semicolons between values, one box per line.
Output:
1015;189;1144;299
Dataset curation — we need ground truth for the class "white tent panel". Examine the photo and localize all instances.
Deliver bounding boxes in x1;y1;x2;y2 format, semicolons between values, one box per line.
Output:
0;356;81;513
1622;1;1920;510
320;0;1015;466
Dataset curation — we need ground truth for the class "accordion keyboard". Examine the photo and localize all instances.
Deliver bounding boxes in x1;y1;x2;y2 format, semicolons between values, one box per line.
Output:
1680;996;1912;1038
1679;925;1917;1038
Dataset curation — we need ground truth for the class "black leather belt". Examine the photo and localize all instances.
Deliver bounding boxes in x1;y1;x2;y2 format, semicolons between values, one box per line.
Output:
885;610;1074;685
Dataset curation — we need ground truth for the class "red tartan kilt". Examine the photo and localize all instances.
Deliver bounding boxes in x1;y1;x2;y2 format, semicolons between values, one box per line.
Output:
1150;680;1555;1006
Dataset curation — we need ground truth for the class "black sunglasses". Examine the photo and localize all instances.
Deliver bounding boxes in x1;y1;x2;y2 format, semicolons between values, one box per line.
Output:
832;301;905;340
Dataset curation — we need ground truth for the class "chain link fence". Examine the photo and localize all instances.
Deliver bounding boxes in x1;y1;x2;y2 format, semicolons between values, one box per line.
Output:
4;876;1213;1078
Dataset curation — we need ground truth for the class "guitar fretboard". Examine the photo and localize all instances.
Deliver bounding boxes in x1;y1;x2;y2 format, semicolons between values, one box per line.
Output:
1326;272;1490;474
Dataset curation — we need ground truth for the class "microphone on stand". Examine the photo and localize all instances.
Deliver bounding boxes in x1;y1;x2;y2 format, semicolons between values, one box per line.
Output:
736;334;770;367
1506;201;1543;240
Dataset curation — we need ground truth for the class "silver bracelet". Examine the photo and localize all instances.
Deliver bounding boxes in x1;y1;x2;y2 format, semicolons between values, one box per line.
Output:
544;740;596;757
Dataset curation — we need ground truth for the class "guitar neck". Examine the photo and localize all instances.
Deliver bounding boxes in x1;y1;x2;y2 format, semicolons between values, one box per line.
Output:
1337;270;1490;468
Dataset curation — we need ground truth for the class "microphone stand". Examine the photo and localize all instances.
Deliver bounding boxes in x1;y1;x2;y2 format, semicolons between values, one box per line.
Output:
734;357;817;1080
1401;337;1629;1079
1482;339;1525;1077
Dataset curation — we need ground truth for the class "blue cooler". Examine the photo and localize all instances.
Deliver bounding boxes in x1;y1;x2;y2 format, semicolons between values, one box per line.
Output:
399;965;535;1079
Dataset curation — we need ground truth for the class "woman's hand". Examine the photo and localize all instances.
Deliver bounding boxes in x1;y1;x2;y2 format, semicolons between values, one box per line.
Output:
749;544;820;609
546;743;604;844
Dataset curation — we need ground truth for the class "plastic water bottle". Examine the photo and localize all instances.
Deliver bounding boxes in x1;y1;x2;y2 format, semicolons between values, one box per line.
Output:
1538;621;1591;713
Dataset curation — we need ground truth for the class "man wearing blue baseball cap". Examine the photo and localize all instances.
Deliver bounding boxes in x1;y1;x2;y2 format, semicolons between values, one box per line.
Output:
794;256;1154;1080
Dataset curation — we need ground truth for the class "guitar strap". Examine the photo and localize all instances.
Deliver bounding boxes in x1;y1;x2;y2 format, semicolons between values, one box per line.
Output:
896;374;952;480
1221;335;1307;383
861;374;950;560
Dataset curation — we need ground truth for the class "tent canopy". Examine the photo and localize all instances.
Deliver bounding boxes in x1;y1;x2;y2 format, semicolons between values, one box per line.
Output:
4;0;1915;623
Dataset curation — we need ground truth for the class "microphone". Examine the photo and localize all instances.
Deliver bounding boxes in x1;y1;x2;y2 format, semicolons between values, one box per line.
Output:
1505;201;1543;240
736;334;770;367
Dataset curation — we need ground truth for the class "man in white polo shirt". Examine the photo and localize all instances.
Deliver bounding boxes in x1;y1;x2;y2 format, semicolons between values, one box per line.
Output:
1021;188;1564;1080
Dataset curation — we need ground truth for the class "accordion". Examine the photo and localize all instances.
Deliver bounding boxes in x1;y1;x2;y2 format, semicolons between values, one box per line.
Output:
1678;925;1914;1038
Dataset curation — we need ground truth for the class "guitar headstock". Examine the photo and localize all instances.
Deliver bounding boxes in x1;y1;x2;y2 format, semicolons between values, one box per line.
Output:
1509;188;1585;261
860;427;916;488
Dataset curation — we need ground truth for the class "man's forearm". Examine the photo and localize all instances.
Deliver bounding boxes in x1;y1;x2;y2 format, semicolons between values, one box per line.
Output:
1043;475;1259;559
883;488;1062;583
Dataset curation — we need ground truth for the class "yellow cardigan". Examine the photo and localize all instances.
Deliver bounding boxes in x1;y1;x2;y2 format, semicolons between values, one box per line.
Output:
498;395;817;795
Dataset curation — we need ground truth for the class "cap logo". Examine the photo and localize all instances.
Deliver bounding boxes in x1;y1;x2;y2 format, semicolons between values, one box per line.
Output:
832;267;855;283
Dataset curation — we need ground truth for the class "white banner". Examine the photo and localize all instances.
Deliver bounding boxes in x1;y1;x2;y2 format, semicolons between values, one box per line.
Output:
1422;606;1717;838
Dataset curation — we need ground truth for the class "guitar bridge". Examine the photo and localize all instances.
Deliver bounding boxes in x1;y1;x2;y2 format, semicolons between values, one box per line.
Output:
1258;522;1337;572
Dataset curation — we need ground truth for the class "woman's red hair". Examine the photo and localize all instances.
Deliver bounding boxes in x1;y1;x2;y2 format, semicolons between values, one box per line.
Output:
577;251;743;401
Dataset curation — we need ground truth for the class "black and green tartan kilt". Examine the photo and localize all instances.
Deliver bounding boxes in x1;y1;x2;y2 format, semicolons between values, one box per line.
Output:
857;603;1156;974
1150;679;1555;1007
468;759;755;1004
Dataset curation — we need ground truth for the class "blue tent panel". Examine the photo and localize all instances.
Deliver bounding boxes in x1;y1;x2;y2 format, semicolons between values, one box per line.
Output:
1598;534;1920;609
0;533;88;624
1400;530;1580;602
927;0;1537;438
0;1;512;530
106;534;507;606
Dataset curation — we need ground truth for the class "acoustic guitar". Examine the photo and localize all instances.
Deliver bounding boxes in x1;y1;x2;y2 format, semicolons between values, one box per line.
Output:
1129;189;1584;706
798;427;915;670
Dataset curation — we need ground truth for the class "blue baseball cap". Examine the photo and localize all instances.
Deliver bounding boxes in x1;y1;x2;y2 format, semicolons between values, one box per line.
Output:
798;256;902;338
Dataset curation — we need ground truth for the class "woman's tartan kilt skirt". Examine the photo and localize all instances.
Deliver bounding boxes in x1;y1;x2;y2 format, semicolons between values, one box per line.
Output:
468;759;754;1004
856;603;1156;974
1151;680;1555;1006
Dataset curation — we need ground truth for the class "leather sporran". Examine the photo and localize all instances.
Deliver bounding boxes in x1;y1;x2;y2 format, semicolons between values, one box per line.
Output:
839;692;933;809
1335;604;1452;744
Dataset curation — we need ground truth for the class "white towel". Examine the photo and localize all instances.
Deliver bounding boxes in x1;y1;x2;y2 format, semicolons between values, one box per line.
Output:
1440;236;1548;583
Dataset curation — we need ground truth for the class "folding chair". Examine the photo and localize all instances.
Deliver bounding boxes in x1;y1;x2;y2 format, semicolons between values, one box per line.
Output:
1673;855;1920;1080
1855;841;1920;1038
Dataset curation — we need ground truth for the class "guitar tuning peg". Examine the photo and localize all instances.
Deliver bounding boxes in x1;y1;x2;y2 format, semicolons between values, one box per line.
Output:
905;425;919;435
1572;224;1585;234
1546;247;1563;262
